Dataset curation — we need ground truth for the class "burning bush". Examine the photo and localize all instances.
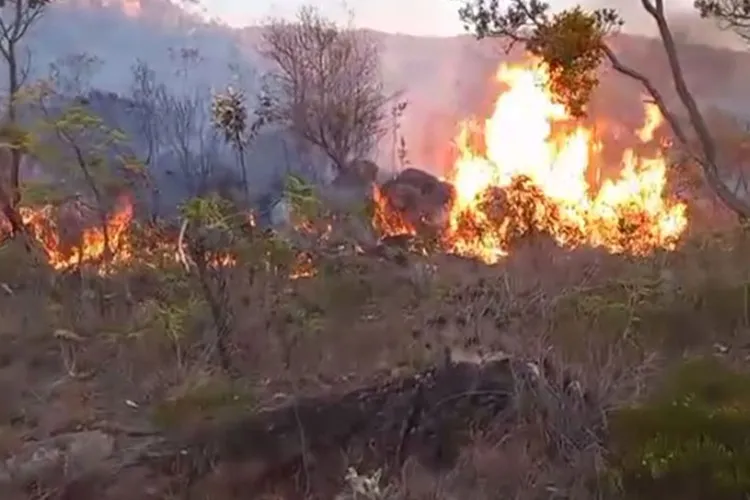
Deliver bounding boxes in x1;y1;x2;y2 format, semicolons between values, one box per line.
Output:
373;61;687;264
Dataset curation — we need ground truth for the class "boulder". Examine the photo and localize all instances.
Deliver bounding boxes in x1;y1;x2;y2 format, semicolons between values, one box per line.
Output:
350;159;379;184
327;159;380;209
380;168;455;229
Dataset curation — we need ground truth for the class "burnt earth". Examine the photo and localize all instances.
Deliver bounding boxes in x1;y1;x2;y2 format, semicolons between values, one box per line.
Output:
165;357;518;497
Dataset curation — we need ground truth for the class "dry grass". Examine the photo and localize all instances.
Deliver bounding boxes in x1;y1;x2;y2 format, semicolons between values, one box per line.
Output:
1;214;750;499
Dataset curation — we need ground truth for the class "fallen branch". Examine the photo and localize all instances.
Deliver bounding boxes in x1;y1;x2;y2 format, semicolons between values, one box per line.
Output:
176;217;194;271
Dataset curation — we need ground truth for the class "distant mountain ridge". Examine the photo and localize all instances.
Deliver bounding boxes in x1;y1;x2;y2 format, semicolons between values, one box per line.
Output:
21;0;750;99
8;0;750;188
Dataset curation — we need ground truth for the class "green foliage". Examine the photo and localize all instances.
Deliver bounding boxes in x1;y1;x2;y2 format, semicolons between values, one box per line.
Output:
459;0;623;117
178;194;239;231
150;294;202;367
20;180;68;206
0;122;34;152
151;378;256;429
284;173;322;220
27;89;136;206
528;7;620;117
609;358;750;499
211;86;247;145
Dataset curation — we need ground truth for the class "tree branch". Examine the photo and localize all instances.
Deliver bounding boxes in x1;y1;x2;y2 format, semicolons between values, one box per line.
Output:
638;0;750;216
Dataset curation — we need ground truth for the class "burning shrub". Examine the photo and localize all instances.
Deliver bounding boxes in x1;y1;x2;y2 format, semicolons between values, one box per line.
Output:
373;61;687;265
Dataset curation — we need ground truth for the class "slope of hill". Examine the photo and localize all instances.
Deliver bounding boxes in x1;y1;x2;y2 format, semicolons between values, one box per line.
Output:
20;0;264;92
21;0;750;112
7;0;750;194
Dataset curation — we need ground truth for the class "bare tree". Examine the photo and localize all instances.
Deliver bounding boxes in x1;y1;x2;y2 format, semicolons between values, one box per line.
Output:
0;0;50;244
259;6;390;177
459;0;750;219
48;52;102;97
158;47;223;197
128;59;165;220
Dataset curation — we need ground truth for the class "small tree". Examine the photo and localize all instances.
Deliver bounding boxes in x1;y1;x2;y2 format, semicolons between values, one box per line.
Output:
0;0;51;245
211;84;278;205
30;54;136;263
259;6;390;177
458;0;750;219
211;86;248;200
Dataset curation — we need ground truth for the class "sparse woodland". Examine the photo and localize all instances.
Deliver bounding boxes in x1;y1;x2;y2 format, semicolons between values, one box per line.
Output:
2;1;750;499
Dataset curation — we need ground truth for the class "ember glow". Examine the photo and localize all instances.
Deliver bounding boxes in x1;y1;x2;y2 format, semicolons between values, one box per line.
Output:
375;61;688;263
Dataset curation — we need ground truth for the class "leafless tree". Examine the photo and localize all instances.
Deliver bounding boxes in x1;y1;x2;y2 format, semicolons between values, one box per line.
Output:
158;47;223;197
128;59;165;220
48;52;102;97
459;0;750;219
259;6;390;177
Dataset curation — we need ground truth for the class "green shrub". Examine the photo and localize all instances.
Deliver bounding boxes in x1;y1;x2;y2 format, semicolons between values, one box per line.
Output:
609;358;750;499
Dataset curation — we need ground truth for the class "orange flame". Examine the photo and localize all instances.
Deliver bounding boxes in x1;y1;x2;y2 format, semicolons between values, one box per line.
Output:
19;195;135;272
372;183;417;236
375;61;688;263
1;196;310;278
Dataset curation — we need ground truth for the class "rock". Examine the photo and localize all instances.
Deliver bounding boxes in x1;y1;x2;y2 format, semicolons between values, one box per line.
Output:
0;430;115;486
380;168;455;230
327;159;381;213
269;197;292;227
335;159;380;187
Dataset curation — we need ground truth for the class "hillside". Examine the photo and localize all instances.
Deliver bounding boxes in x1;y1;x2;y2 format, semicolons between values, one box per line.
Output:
4;2;750;499
10;0;750;177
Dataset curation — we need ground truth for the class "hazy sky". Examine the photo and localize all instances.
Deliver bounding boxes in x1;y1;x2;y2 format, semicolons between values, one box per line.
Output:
200;0;699;35
201;0;462;35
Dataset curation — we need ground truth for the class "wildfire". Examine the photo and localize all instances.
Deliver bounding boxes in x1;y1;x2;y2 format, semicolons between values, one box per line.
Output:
374;61;688;263
372;184;416;236
19;195;135;272
0;196;309;278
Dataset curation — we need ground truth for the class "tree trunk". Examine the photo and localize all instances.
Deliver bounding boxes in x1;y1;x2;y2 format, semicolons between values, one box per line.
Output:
7;42;21;208
602;0;750;219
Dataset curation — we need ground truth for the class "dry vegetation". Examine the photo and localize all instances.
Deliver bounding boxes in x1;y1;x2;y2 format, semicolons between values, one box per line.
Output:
1;193;750;500
2;2;750;500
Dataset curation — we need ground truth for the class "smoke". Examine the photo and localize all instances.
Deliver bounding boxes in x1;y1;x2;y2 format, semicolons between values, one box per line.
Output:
373;0;750;177
577;0;745;49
